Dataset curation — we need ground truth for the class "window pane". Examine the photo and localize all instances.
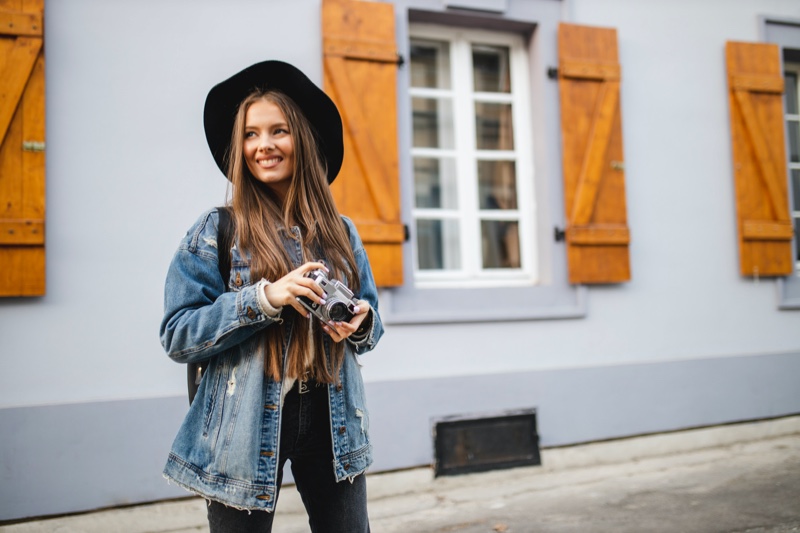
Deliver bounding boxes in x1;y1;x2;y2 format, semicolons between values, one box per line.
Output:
795;218;800;263
417;219;461;270
410;40;451;89
475;102;514;150
413;97;455;148
481;220;520;269
472;44;511;93
785;72;798;115
792;169;800;211
414;157;458;209
477;160;517;210
788;120;800;163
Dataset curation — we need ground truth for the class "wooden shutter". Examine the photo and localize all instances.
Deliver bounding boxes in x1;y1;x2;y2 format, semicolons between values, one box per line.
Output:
322;0;404;287
0;0;45;296
558;23;630;284
726;41;793;277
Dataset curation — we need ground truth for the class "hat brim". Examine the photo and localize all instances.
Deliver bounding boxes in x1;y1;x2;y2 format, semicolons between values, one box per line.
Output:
203;60;343;184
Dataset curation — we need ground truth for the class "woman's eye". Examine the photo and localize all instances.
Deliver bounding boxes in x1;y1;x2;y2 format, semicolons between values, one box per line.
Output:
245;131;257;138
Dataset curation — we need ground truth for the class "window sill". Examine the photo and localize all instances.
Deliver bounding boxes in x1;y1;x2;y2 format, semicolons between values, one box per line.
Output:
379;283;587;324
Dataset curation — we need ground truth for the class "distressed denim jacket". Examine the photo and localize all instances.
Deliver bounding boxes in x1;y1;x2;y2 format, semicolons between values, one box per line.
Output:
160;208;383;511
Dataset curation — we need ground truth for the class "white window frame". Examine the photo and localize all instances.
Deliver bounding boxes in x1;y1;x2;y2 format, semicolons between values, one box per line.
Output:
784;62;800;274
409;24;537;289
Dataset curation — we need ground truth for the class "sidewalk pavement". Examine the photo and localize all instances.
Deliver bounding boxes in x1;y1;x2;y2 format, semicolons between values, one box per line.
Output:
2;416;799;533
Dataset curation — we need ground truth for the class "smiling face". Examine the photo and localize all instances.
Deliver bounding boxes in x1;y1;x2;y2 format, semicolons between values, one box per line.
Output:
243;98;295;200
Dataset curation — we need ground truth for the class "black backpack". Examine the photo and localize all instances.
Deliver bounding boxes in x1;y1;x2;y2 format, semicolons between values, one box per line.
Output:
186;206;234;405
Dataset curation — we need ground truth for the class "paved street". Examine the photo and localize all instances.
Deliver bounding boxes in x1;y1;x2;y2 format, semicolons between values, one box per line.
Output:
2;417;799;533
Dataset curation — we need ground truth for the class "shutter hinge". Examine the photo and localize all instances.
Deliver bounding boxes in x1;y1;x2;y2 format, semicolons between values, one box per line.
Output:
404;224;410;242
22;141;45;152
547;67;559;80
554;226;566;242
396;53;405;67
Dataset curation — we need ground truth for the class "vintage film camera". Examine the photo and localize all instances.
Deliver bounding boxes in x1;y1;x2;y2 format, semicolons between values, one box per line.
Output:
297;269;359;323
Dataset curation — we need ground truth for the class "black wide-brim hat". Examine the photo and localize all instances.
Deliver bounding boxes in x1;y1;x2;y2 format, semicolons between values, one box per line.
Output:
204;60;344;183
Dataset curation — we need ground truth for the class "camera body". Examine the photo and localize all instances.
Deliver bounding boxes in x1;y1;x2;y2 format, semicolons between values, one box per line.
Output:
297;269;359;323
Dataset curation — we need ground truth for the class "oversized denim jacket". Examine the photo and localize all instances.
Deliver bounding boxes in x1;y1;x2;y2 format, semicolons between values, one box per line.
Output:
160;208;383;511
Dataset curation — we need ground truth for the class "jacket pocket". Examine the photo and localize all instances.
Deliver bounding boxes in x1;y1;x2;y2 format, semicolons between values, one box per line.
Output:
201;359;227;452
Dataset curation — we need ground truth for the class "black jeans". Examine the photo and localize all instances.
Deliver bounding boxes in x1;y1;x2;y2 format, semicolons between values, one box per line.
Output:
207;379;370;533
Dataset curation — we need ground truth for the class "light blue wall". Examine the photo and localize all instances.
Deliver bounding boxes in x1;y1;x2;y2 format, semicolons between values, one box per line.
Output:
0;0;326;408
0;0;799;522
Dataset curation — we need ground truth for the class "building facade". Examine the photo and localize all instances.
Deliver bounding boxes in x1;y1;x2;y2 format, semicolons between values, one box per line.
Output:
1;0;799;521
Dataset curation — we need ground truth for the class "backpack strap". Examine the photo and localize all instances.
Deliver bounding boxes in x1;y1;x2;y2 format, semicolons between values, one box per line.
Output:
187;206;234;405
216;206;234;285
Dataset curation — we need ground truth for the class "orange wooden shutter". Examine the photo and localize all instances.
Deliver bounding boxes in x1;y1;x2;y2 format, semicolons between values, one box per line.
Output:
558;23;630;284
0;0;45;296
726;41;793;277
322;0;404;287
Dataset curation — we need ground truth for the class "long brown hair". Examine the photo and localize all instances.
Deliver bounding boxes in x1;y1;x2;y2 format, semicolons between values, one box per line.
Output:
226;89;359;383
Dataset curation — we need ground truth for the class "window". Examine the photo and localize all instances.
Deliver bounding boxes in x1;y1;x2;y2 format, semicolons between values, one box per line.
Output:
409;26;535;287
764;18;800;308
379;3;588;324
784;63;800;273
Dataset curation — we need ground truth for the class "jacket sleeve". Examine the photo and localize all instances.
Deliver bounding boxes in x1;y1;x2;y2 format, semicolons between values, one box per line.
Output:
159;209;280;364
342;216;384;355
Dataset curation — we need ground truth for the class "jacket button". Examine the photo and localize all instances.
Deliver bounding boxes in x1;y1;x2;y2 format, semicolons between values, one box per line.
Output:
344;463;351;470
264;404;278;410
260;450;275;457
339;426;346;434
246;306;256;319
235;272;243;286
336;384;343;392
256;494;271;501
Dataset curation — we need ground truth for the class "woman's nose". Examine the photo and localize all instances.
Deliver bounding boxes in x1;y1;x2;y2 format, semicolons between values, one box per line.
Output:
257;135;274;150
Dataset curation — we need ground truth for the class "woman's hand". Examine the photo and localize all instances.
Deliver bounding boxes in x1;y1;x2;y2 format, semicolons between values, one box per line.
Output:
323;300;371;343
263;262;328;317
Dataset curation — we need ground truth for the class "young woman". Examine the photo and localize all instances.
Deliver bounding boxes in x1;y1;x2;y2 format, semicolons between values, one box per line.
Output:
160;60;383;533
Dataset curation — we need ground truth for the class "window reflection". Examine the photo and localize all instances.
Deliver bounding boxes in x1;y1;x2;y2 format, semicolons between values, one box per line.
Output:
417;219;461;270
478;160;517;210
414;157;458;209
785;72;798;115
796;219;800;262
411;40;451;89
472;44;511;93
792;169;800;211
413;97;455;149
788;121;800;164
475;102;514;150
481;220;520;269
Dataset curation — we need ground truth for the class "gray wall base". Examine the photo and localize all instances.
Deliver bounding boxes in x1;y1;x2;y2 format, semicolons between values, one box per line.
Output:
1;397;189;522
367;351;800;471
2;351;799;521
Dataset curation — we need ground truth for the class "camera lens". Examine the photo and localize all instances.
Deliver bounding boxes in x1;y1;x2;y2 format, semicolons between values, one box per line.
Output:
327;301;350;322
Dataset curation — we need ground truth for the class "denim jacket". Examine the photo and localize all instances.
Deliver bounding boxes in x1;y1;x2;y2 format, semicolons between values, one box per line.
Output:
160;208;383;511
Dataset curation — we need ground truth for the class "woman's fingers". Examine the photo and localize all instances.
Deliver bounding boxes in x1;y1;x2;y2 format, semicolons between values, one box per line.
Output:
293;262;328;299
266;264;367;335
322;301;370;342
295;261;328;277
322;322;348;342
263;262;329;309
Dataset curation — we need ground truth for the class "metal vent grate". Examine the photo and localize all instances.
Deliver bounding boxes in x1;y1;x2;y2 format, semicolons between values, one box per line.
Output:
433;409;540;476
